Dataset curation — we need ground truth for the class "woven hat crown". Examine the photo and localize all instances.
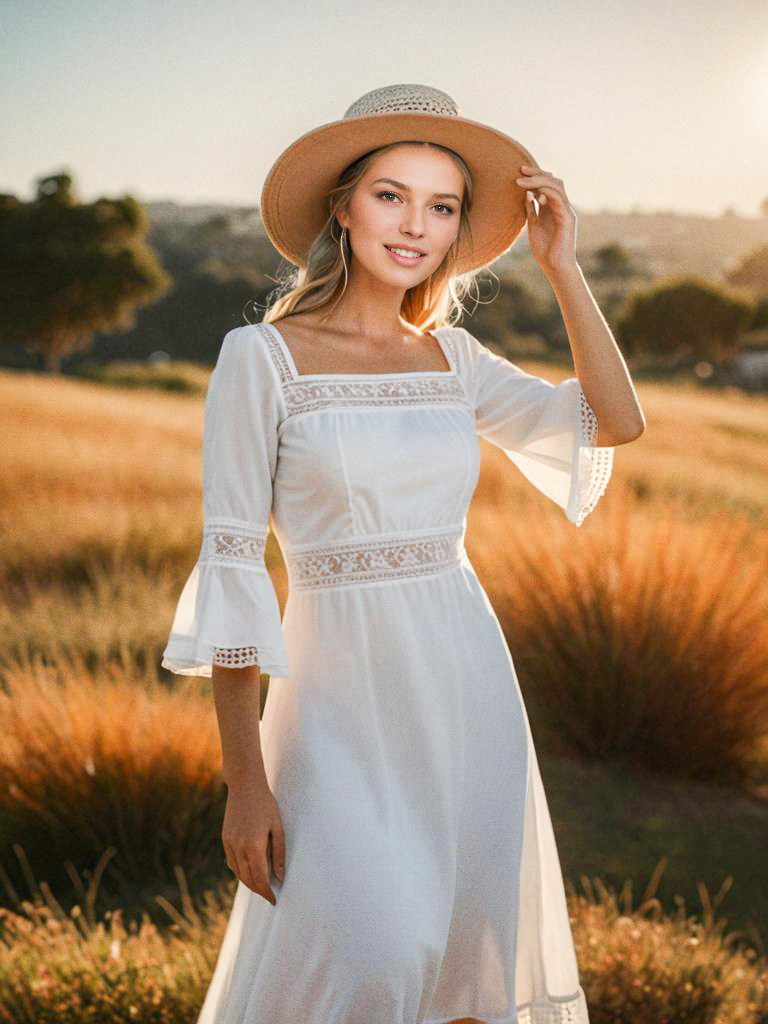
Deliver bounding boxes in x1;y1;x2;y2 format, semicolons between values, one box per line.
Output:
343;84;460;120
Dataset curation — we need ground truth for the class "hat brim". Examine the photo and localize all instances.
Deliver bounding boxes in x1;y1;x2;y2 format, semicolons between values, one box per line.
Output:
260;111;539;277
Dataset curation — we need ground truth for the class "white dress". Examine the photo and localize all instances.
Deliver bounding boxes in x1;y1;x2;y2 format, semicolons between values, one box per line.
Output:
162;320;614;1024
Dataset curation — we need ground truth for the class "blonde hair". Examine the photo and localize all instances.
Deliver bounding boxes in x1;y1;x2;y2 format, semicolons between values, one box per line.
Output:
248;141;488;331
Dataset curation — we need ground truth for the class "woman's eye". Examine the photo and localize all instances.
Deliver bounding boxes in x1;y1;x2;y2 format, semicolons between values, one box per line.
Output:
376;192;455;215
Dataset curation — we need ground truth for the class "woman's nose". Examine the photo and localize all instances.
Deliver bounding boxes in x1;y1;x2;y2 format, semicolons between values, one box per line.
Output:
401;214;425;237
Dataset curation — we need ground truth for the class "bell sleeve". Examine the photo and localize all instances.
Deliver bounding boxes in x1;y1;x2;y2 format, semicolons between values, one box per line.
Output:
464;327;614;526
161;325;291;678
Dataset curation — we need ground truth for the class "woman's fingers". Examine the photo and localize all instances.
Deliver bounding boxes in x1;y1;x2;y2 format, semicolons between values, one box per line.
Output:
243;841;276;904
517;167;564;201
518;179;563;199
224;835;277;904
236;843;254;893
270;820;286;882
520;175;562;185
519;165;560;183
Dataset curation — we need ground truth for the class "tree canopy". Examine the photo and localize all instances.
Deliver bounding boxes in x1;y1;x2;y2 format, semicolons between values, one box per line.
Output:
0;172;171;372
616;275;755;366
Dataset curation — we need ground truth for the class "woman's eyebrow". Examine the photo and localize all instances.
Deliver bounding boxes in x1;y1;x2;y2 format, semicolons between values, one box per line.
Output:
371;177;461;202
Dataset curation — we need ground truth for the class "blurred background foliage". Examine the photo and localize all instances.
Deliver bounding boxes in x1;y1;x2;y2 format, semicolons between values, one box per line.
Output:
3;171;768;387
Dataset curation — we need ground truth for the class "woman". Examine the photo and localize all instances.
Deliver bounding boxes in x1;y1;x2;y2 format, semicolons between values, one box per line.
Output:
162;83;645;1024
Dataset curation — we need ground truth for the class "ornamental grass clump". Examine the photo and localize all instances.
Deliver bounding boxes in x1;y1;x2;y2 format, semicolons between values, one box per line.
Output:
0;651;226;916
569;861;768;1024
2;855;767;1024
471;495;768;785
0;857;226;1024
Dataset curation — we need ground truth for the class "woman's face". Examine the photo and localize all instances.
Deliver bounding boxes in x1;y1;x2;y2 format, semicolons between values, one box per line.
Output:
337;144;464;285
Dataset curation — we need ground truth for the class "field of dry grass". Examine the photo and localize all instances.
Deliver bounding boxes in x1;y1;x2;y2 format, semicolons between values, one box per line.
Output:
1;362;767;1020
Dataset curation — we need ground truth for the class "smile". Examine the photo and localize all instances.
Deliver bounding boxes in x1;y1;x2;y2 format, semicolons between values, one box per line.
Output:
384;245;427;263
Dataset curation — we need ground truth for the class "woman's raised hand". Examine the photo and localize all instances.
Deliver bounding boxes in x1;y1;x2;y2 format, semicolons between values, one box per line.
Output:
222;779;286;905
515;165;578;278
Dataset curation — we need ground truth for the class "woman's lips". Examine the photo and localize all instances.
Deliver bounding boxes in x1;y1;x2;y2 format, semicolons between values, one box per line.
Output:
384;244;426;265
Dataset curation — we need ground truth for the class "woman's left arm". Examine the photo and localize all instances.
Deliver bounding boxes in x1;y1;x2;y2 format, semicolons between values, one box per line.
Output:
517;164;646;447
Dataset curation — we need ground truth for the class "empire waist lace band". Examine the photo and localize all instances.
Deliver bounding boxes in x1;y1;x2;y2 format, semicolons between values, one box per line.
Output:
282;526;467;591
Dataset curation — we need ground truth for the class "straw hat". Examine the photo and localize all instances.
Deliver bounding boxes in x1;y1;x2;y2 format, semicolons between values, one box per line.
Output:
260;83;540;277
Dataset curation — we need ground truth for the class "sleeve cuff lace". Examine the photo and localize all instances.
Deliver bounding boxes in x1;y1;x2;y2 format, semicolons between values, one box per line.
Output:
570;385;614;526
500;378;614;527
161;519;290;678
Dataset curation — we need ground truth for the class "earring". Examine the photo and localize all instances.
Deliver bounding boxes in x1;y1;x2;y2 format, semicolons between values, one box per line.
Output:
338;226;349;293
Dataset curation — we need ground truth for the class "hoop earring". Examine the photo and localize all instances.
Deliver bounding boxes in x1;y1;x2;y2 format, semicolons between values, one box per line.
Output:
338;226;349;296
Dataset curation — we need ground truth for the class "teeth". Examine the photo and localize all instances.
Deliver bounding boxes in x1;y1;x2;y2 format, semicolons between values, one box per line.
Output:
387;246;423;258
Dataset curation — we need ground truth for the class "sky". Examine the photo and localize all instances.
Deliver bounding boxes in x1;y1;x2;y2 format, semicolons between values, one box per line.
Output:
2;0;768;218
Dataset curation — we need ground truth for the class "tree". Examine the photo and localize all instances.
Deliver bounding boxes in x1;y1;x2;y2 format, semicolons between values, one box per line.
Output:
462;274;551;354
616;274;755;367
752;298;768;330
0;171;172;372
589;242;636;280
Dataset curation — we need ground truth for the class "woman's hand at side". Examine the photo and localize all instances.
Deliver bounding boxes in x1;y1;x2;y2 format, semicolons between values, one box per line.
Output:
222;776;285;904
211;662;285;904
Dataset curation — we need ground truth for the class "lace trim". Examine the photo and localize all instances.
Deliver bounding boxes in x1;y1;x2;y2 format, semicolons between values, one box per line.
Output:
576;445;613;525
212;646;266;669
516;985;590;1023
579;387;598;446
200;518;268;570
282;376;468;416
575;387;613;526
258;323;293;383
254;323;470;417
284;528;465;590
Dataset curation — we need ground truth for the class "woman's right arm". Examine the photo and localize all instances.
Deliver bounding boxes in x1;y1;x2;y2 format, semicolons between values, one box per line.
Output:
160;328;291;901
212;663;285;905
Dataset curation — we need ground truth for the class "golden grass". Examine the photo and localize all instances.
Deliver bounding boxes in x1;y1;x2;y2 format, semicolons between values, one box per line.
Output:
3;362;768;782
4;365;768;583
2;365;768;1015
612;384;768;523
0;857;224;1023
569;866;768;1023
468;492;768;784
1;858;766;1024
476;361;768;526
0;653;226;914
1;371;202;582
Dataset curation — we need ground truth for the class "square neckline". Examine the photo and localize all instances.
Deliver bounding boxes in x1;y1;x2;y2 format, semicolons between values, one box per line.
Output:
265;322;456;381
